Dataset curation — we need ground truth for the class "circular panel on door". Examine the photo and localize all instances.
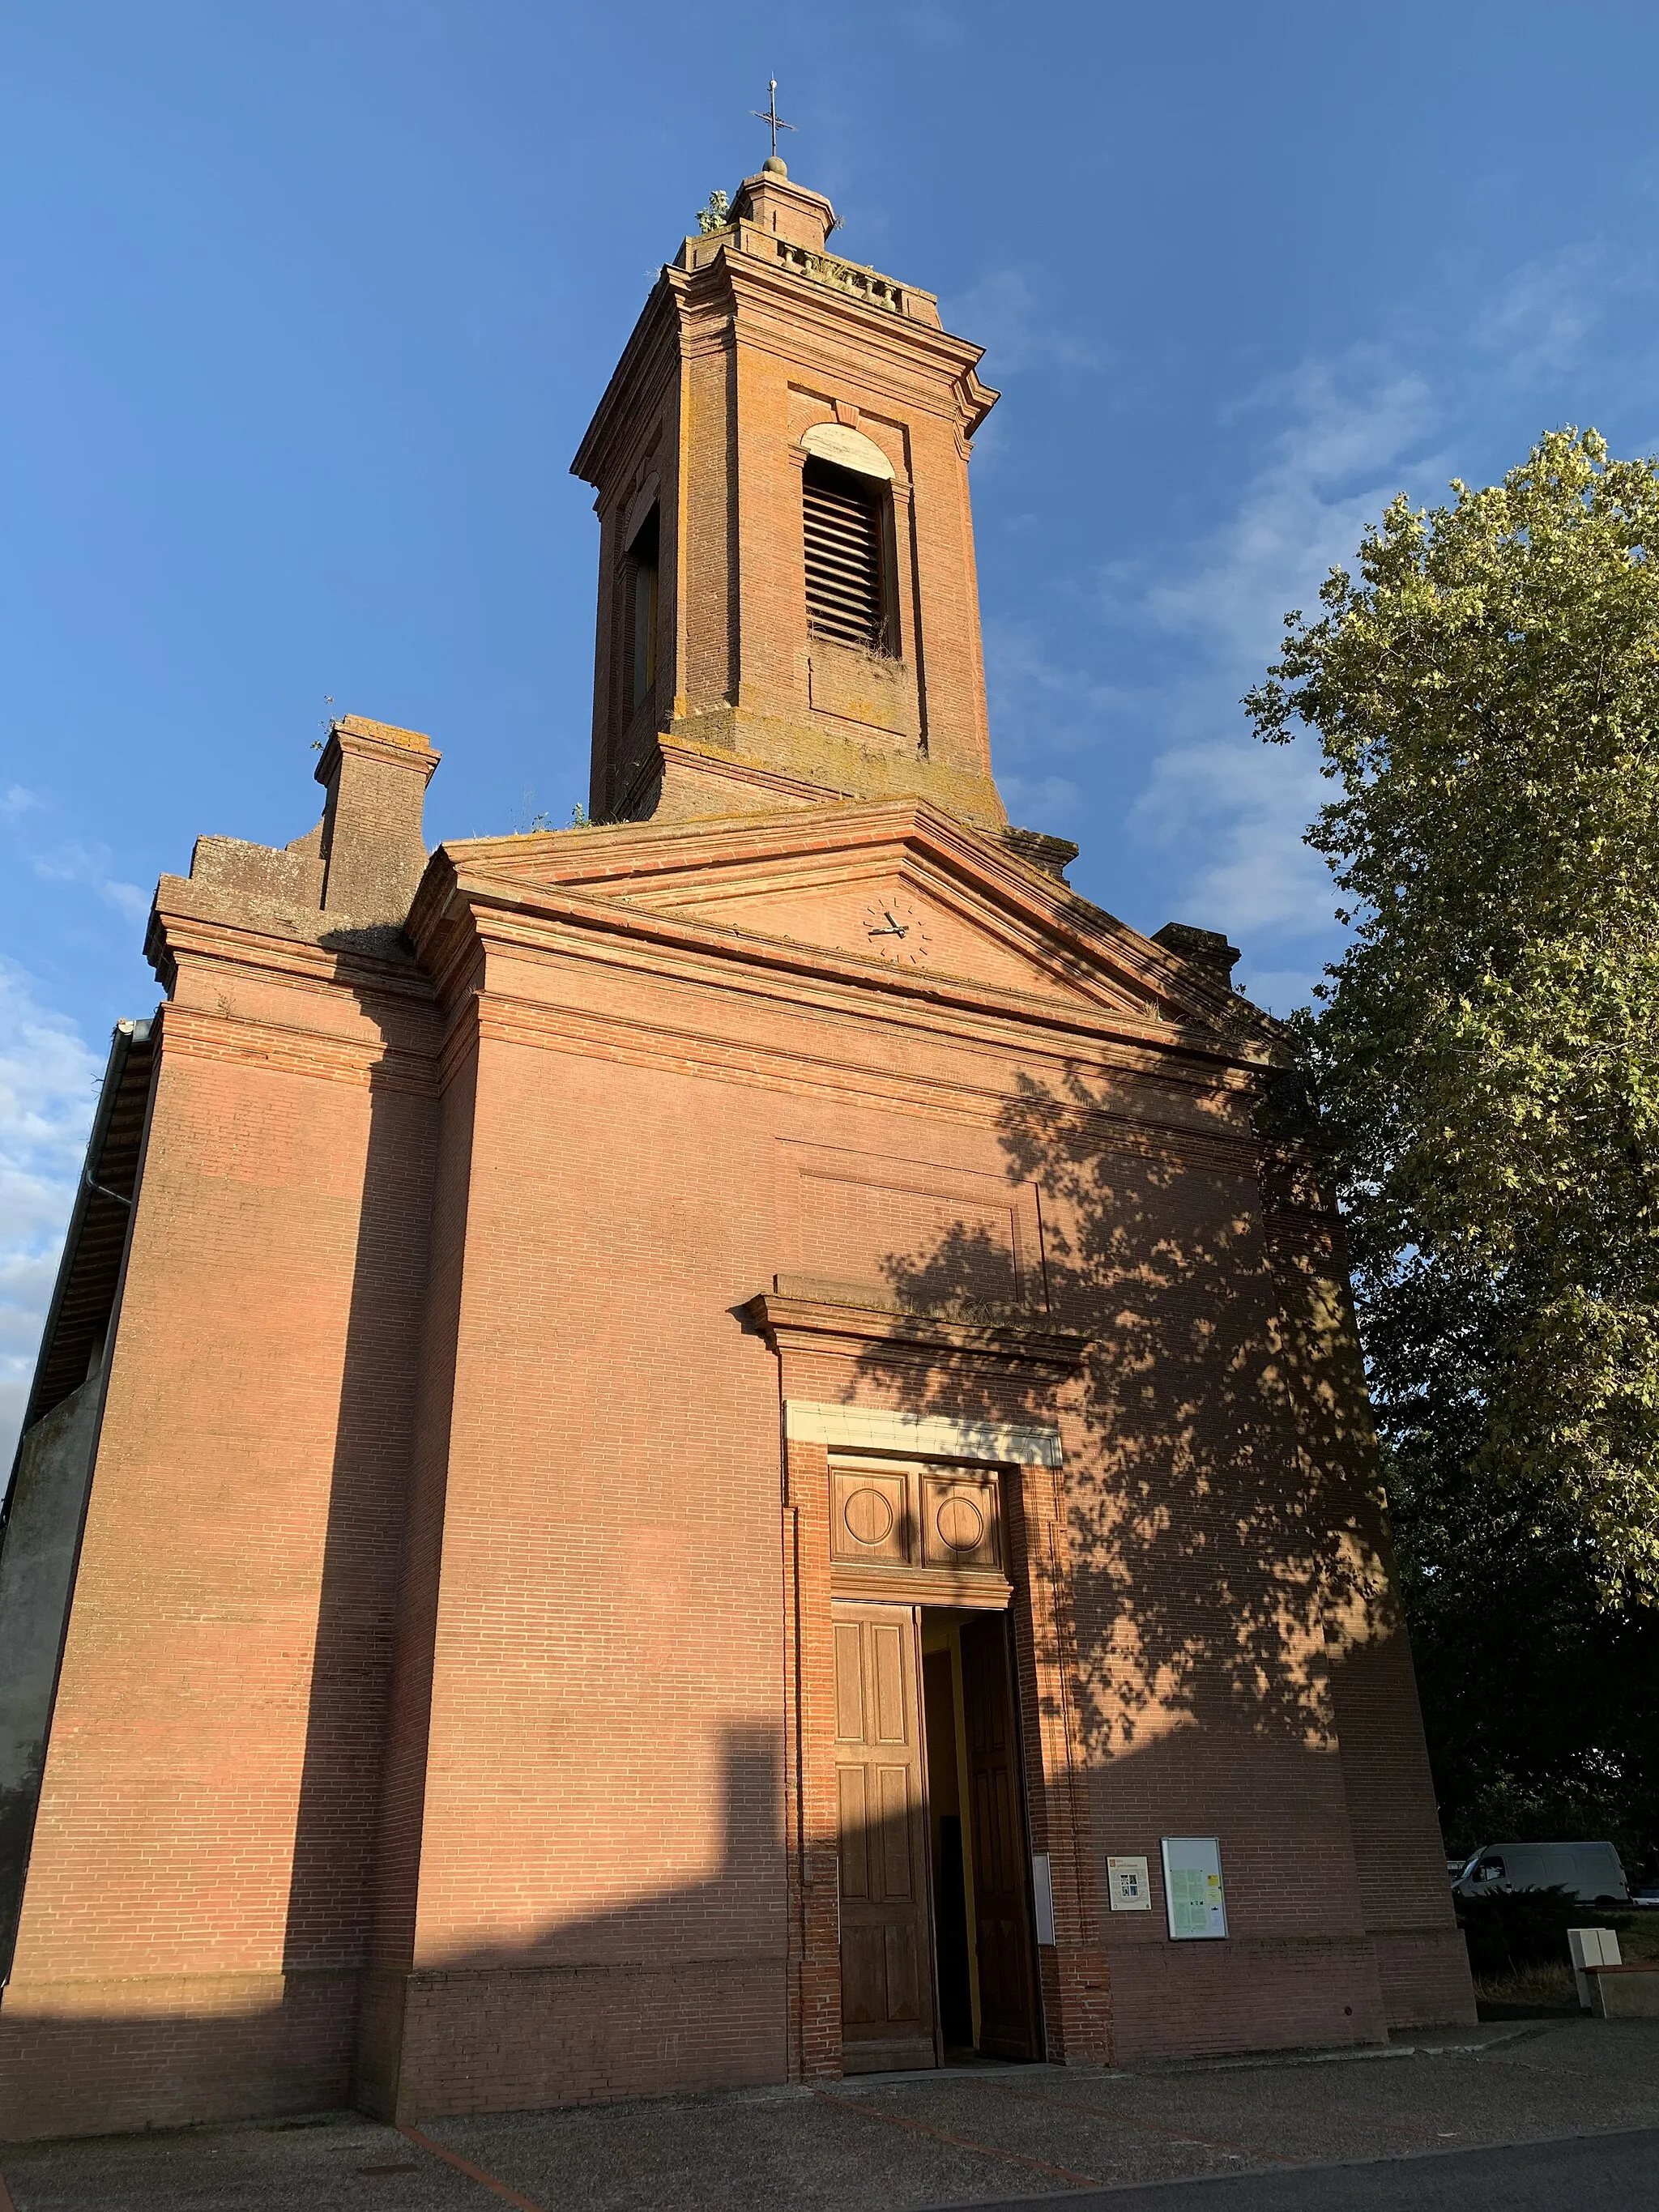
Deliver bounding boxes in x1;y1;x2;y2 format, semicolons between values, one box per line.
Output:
844;1486;896;1546
935;1492;986;1554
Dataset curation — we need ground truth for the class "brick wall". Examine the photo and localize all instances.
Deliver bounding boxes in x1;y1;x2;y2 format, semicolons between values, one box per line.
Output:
0;947;440;2137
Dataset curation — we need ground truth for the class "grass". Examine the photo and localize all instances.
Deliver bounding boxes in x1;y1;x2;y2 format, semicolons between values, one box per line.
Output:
1473;1959;1576;2011
1471;1906;1659;2014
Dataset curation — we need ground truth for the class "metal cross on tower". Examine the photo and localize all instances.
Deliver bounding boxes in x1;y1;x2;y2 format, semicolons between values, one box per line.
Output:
750;78;796;160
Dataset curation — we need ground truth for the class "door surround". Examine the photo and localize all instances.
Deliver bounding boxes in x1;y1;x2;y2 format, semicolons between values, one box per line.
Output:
746;1283;1112;2080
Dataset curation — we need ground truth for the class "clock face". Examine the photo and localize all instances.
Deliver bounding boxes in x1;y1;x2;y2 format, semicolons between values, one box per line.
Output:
859;893;930;965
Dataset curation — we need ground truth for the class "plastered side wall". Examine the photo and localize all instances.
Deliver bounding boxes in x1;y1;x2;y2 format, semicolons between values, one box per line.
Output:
0;1377;104;1972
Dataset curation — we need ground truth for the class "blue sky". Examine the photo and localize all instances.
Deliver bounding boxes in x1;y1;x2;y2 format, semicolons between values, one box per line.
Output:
6;0;1659;1451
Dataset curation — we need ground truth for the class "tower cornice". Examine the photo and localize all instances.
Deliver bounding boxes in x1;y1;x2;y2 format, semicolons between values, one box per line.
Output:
573;239;998;492
712;249;998;433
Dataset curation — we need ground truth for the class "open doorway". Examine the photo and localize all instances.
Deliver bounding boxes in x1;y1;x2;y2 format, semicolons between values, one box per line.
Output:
831;1596;1042;2073
920;1608;1042;2063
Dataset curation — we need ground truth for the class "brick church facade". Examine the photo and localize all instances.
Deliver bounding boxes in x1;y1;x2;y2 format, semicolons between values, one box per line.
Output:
0;159;1473;2138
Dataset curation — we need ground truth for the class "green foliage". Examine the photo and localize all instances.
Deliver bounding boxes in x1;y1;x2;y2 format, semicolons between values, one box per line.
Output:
510;796;593;834
696;190;731;237
1396;1466;1659;1868
1247;428;1659;1603
1456;1886;1629;1978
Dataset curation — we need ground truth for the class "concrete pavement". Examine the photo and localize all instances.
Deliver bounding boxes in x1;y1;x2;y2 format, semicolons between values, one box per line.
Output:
2;2018;1656;2210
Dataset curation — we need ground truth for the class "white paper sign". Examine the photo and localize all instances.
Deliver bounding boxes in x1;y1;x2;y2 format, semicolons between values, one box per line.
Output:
1107;1855;1152;1911
1161;1836;1227;1939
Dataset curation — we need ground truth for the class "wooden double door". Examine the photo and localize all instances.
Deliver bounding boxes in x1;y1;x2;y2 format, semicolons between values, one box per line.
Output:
833;1600;1041;2072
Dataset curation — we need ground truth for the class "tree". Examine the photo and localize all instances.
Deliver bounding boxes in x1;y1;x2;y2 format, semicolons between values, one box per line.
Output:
1247;429;1659;1862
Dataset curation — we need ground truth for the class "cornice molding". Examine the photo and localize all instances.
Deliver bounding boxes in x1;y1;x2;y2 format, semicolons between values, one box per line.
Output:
436;988;483;1097
466;982;1261;1171
314;723;439;792
161;1004;437;1097
468;978;1256;1167
748;1289;1089;1375
458;899;1265;1103
570;277;680;488
147;882;437;1006
425;799;1260;1038
617;736;852;822
827;1564;1013;1609
572;243;999;492
418;876;1274;1089
719;257;994;429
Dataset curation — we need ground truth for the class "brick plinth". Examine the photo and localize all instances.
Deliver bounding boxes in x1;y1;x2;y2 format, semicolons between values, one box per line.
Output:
373;1960;786;2122
0;1971;359;2142
1106;1937;1388;2063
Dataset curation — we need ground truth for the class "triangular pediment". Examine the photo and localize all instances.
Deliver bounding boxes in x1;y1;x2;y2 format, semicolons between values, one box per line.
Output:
432;799;1275;1050
617;851;1158;1015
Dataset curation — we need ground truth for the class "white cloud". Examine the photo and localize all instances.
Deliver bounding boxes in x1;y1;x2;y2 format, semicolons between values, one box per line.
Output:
1131;738;1331;942
984;616;1136;754
978;328;1467;996
1099;350;1446;965
1133;353;1443;667
1;786;41;820
1473;241;1642;386
1000;771;1085;828
948;268;1108;376
1107;258;1659;978
31;839;151;927
0;964;102;1467
102;880;151;923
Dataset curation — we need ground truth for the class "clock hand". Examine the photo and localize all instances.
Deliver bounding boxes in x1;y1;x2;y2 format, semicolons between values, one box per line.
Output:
868;911;910;939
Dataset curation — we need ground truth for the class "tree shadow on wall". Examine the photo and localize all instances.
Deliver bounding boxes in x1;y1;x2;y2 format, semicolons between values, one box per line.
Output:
859;1063;1398;1768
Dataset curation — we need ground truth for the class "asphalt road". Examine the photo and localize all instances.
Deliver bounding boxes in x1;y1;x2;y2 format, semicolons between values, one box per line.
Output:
938;2126;1659;2210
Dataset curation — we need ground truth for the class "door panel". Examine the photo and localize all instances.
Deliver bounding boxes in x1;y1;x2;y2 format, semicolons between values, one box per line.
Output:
838;1767;869;1899
872;1622;907;1740
961;1612;1040;2060
878;1765;913;1894
834;1602;936;2072
842;1925;885;2024
834;1622;864;1738
885;1922;920;2019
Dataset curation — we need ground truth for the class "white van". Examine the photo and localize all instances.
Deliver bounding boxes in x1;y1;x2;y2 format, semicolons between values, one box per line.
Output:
1454;1840;1629;1903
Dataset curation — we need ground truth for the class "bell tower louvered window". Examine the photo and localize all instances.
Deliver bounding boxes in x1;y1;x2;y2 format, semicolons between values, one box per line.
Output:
626;506;659;709
803;458;890;651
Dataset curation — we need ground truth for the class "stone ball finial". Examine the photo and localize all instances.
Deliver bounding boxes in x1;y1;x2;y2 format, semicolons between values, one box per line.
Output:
762;154;788;177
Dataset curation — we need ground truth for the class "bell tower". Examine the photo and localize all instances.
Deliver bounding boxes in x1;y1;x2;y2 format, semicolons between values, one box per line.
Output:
571;159;1007;830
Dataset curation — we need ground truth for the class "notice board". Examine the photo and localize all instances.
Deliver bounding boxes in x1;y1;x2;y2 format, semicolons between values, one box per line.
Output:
1161;1836;1227;1939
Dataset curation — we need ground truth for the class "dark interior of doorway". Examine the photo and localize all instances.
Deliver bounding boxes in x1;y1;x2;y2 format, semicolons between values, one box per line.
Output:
920;1605;1040;2063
